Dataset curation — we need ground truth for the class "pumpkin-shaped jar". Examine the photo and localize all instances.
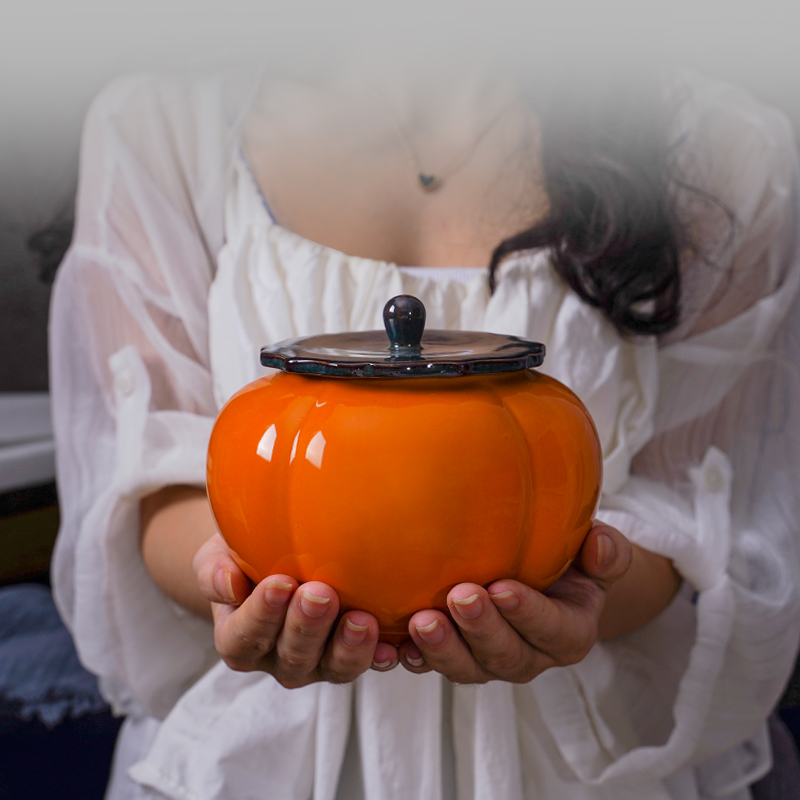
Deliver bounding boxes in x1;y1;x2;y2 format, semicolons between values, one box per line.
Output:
207;296;602;643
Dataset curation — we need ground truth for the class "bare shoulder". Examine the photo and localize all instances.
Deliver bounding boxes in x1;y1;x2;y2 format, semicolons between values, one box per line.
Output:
668;71;796;221
665;71;799;338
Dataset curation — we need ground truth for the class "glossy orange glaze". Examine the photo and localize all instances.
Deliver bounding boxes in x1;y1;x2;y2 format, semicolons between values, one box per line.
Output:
206;370;602;643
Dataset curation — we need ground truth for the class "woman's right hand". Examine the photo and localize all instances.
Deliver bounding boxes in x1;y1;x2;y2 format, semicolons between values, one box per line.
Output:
193;533;399;687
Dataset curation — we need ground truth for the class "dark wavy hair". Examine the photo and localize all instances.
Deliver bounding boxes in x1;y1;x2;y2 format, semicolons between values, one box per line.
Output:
489;72;691;337
27;215;73;285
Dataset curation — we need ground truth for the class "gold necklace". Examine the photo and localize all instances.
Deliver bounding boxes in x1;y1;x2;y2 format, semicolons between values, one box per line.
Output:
377;93;516;193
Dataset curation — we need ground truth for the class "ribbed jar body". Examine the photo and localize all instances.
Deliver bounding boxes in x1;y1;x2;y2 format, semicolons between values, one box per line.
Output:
207;370;602;643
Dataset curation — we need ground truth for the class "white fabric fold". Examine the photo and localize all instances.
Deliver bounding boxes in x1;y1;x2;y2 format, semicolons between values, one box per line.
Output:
356;670;443;800
75;344;218;719
452;682;524;800
128;666;349;800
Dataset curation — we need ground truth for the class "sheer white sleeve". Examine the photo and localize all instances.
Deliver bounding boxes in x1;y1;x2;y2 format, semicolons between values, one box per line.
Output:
49;73;250;719
575;74;800;791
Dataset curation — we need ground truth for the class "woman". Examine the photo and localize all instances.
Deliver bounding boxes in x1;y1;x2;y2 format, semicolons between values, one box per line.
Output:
50;53;800;799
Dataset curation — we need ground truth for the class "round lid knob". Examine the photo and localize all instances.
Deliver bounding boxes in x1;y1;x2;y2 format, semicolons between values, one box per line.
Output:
383;295;425;352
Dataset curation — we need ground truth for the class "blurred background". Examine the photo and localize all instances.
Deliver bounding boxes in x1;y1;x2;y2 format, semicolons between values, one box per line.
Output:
1;1;800;796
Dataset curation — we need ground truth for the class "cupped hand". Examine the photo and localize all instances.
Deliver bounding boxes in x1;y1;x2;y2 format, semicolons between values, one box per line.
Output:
398;523;633;683
193;533;399;687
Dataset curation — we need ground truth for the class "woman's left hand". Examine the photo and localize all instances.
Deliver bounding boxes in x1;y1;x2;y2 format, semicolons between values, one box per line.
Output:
399;523;633;683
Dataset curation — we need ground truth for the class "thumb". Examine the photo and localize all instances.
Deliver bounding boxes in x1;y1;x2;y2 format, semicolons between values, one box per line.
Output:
577;523;633;590
194;533;253;606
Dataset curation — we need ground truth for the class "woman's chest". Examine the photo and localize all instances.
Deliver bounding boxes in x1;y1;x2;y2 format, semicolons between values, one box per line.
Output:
241;95;548;269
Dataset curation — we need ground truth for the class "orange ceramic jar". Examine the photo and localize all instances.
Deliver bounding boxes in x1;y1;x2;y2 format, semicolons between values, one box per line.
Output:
207;296;602;643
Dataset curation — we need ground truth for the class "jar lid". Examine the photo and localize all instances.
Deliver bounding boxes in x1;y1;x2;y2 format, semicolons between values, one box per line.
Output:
260;295;545;378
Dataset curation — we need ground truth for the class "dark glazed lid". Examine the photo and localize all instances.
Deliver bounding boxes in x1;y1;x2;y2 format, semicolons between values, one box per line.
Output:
260;295;545;378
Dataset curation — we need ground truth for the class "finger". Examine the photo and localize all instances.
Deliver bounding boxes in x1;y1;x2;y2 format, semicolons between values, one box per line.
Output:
271;582;340;687
445;584;547;682
487;576;599;666
319;611;381;683
577;524;633;588
406;609;491;684
213;574;298;671
397;638;433;674
193;533;252;606
371;641;400;672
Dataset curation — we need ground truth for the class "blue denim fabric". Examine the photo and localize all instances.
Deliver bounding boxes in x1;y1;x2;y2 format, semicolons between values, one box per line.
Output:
0;584;107;726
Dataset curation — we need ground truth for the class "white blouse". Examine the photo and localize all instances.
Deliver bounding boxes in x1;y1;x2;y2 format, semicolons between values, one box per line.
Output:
49;69;800;800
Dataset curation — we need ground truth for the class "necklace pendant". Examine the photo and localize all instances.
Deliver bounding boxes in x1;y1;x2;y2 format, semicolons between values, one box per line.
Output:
418;174;438;192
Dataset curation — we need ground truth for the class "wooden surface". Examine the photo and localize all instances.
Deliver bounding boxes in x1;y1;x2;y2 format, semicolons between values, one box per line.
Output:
0;505;59;585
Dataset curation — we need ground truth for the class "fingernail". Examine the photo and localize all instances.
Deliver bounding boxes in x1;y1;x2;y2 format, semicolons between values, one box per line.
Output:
299;589;331;618
596;532;615;568
215;569;236;603
264;579;293;608
405;646;425;668
488;589;520;611
372;658;394;670
342;618;369;646
451;593;483;620
414;618;445;645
